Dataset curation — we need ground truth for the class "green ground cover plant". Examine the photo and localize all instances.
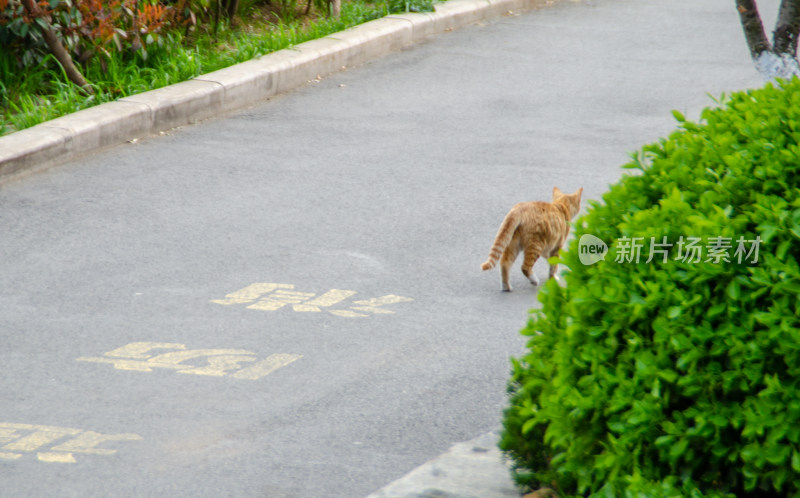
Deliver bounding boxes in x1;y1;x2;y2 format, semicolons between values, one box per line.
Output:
0;0;433;136
500;77;800;497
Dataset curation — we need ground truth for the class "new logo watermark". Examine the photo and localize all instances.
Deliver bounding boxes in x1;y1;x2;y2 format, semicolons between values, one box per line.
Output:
578;234;608;265
578;235;761;265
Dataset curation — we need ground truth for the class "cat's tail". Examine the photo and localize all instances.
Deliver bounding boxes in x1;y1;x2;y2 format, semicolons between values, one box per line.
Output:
481;211;519;271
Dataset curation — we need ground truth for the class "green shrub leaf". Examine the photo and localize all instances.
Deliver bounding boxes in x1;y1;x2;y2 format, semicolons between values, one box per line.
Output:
501;78;800;497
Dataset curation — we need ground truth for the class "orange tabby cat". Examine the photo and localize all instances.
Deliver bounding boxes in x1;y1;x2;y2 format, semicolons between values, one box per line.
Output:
481;187;582;291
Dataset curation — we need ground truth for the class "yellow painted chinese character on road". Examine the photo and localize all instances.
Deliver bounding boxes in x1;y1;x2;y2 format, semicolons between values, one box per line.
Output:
77;342;301;380
211;283;412;317
0;423;141;463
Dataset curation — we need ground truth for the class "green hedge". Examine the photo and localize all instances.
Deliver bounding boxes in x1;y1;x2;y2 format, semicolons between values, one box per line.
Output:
500;77;800;497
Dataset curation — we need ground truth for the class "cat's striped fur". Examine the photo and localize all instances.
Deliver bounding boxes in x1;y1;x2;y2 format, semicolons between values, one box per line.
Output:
481;187;582;291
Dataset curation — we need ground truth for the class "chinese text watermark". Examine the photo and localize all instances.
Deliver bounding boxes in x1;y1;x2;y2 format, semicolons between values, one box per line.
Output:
578;234;760;266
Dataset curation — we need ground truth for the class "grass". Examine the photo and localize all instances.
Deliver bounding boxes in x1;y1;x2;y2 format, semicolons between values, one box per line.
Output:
0;0;425;136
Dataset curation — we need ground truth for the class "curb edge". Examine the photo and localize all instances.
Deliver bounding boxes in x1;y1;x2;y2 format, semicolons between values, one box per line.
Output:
0;0;558;183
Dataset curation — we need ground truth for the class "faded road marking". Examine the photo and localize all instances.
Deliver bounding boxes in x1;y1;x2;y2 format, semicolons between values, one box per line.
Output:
212;283;412;317
0;423;141;464
210;283;294;305
230;353;303;380
77;342;301;380
350;295;414;314
292;289;357;312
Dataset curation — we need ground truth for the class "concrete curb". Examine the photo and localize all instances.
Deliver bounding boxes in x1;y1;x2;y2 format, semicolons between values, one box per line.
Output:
0;0;557;183
365;429;522;498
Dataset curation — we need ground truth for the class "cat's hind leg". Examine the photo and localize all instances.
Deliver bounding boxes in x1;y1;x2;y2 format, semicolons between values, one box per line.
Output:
521;243;544;287
500;246;519;292
547;247;561;281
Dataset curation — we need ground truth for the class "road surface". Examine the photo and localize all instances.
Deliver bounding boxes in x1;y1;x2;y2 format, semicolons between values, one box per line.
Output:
0;0;768;495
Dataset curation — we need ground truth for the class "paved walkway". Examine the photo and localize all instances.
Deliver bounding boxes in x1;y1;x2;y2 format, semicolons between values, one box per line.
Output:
0;0;770;496
361;0;769;495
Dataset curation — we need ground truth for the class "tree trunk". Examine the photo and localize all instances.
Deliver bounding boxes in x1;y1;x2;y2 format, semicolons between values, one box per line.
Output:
131;0;143;52
329;0;340;18
226;0;239;19
774;0;800;56
736;0;800;80
20;0;94;94
736;0;771;59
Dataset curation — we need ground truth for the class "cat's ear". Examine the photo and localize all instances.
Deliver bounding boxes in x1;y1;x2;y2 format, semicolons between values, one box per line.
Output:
575;187;583;199
553;186;563;199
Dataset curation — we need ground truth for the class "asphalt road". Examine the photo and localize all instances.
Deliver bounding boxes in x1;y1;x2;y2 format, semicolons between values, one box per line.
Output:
0;0;768;496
